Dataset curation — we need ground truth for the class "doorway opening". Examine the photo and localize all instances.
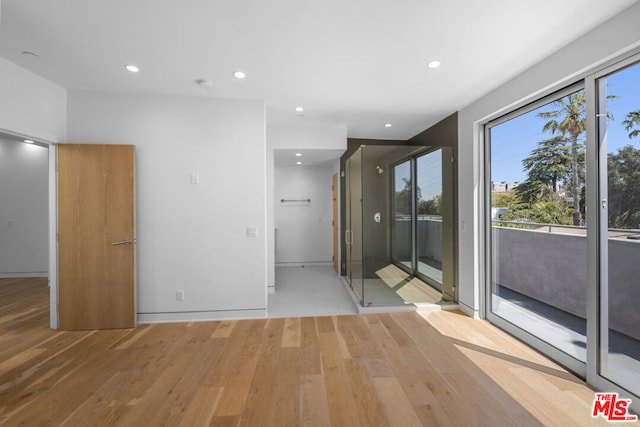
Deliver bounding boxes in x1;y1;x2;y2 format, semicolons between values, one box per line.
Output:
0;131;56;328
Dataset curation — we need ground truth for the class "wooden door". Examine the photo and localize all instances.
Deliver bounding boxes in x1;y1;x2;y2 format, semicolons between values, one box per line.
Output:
332;173;338;273
58;144;136;330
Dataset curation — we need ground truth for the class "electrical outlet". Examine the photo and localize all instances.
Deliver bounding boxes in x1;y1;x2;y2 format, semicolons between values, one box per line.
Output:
176;290;185;301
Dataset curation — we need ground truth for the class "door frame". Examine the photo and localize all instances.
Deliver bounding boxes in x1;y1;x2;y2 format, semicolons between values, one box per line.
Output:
0;128;58;329
482;49;640;411
389;147;447;293
48;143;58;329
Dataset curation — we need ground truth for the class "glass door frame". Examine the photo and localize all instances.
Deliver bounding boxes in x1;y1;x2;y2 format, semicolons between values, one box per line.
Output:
390;147;445;292
483;49;640;410
484;82;587;378
589;52;640;401
390;156;416;277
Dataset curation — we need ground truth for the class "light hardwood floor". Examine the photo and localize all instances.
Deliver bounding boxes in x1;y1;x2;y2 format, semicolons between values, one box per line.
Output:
0;278;633;426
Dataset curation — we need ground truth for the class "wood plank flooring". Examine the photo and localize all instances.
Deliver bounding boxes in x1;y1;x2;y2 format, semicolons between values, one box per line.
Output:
0;278;633;426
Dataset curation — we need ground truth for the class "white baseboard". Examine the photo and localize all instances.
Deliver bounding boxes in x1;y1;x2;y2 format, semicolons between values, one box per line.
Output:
458;301;480;318
275;262;333;268
0;272;48;278
137;308;267;324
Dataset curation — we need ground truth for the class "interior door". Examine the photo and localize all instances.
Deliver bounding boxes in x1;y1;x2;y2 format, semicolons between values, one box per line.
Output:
58;144;136;330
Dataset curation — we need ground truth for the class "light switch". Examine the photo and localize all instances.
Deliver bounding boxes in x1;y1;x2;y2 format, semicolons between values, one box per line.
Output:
246;227;258;238
190;172;200;184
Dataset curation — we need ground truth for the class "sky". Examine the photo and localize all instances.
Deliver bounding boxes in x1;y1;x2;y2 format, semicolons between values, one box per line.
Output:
393;149;442;201
491;61;640;183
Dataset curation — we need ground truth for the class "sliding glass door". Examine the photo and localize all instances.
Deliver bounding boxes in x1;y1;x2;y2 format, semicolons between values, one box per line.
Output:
416;150;443;285
392;149;445;290
392;160;413;271
596;59;640;397
487;86;588;369
486;52;640;401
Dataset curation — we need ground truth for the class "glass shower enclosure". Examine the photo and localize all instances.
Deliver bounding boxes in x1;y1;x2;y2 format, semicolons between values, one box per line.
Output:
344;144;456;307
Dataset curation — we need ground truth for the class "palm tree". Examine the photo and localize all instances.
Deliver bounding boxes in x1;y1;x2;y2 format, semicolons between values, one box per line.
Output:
623;110;640;139
537;91;586;225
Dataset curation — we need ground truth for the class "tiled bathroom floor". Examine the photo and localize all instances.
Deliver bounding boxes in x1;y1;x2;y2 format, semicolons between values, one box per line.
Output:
267;265;358;318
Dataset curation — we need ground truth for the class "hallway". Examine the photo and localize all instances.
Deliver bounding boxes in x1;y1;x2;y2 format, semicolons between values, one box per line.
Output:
267;266;357;318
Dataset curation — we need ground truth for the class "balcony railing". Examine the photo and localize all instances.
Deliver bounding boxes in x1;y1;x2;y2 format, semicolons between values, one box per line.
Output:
493;219;640;240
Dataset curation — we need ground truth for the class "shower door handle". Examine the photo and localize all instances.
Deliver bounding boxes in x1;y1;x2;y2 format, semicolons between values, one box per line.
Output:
345;230;354;244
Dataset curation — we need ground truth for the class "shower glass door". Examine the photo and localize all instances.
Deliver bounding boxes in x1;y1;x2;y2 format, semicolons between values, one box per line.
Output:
345;149;363;304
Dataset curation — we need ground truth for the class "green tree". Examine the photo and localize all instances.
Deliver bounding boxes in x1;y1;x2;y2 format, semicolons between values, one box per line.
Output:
500;192;573;225
537;91;586;225
521;136;571;194
607;145;640;229
623;110;640;139
395;177;413;215
492;189;520;208
515;178;553;205
418;193;441;215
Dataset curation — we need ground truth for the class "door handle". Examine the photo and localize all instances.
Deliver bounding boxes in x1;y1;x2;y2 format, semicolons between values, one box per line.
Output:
111;239;132;246
345;230;354;245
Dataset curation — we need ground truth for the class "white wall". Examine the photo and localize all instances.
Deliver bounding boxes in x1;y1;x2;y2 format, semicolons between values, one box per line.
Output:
0;57;67;142
275;165;334;265
0;57;66;327
266;124;346;291
0;139;48;277
457;2;640;317
67;92;267;322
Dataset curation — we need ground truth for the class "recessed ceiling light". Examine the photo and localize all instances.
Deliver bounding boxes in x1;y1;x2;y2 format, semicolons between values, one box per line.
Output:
233;71;246;79
125;64;140;73
296;161;302;165
428;60;441;69
24;139;34;144
295;106;304;112
295;153;302;157
196;78;213;89
385;123;392;128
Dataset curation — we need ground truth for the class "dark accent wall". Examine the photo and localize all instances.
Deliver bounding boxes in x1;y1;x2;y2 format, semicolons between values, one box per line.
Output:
409;112;458;147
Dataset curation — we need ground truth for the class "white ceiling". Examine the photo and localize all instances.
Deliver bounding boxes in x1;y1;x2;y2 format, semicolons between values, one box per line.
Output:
274;149;345;167
1;0;637;140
